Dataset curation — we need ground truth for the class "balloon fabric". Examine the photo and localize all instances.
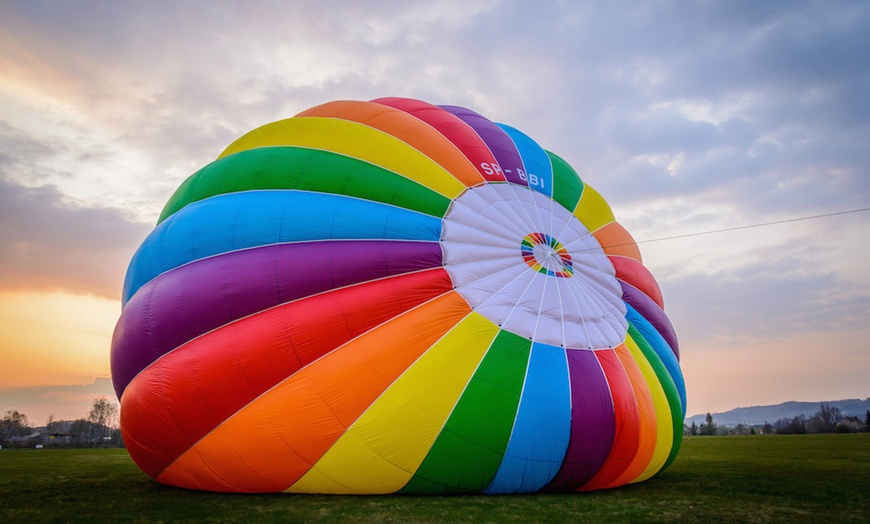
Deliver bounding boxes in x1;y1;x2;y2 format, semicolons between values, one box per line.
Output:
111;97;685;494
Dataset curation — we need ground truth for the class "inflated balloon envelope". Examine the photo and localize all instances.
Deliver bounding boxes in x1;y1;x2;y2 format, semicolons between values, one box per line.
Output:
111;97;686;494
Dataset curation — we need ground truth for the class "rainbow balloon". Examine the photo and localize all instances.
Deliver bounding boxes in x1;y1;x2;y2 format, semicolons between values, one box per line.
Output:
111;97;685;494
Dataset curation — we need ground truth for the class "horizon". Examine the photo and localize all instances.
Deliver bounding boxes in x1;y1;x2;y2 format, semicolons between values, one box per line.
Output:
4;376;867;427
2;1;869;425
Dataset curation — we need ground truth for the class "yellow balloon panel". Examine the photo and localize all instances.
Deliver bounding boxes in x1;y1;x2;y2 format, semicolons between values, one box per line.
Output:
624;333;672;484
287;312;499;494
573;184;615;232
219;117;466;199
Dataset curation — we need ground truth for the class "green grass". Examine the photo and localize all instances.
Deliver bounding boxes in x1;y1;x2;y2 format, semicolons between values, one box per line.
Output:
1;434;869;523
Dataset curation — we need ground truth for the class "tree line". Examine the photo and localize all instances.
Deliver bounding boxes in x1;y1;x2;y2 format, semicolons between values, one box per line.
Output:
0;396;121;448
686;403;870;436
7;398;869;446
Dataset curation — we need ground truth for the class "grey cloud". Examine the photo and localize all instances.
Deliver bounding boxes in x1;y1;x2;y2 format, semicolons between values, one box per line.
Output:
469;2;870;220
660;240;870;348
0;173;150;300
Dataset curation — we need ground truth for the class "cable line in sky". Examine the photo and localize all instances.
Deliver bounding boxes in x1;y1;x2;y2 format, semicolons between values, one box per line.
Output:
634;206;870;245
578;206;870;253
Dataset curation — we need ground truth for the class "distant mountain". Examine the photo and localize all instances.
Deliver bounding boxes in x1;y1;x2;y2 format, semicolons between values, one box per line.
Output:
686;398;870;427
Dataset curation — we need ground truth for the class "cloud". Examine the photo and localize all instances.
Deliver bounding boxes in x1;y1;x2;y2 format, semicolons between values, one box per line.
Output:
0;1;513;215
664;252;870;347
417;2;870;225
0;377;116;424
0;161;150;299
6;1;864;220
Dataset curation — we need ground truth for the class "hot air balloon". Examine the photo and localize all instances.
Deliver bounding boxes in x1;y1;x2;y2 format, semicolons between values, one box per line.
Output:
111;97;685;494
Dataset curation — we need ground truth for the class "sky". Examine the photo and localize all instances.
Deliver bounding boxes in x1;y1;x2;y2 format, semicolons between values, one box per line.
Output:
1;0;868;424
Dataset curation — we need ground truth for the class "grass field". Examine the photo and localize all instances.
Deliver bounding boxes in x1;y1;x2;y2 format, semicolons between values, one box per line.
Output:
1;434;868;523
